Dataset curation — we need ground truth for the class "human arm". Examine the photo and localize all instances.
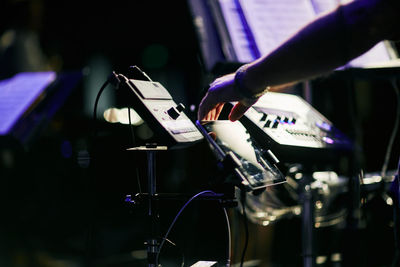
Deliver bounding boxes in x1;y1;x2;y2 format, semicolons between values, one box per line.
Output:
197;0;400;121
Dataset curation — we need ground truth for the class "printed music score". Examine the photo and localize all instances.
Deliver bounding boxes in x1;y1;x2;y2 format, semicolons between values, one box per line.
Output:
213;0;396;68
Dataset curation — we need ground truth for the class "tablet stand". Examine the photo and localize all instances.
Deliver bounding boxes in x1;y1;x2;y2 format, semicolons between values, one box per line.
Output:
126;144;237;267
299;171;315;267
126;144;167;267
299;156;360;267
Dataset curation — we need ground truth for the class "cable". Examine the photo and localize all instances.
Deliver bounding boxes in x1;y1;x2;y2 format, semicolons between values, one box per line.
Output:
239;191;249;267
127;106;136;147
155;190;218;265
116;73;142;193
92;71;122;134
223;207;232;267
92;72;141;192
161;237;185;267
380;78;400;267
93;80;110;126
130;65;153;82
86;72;119;267
135;168;142;194
381;78;400;177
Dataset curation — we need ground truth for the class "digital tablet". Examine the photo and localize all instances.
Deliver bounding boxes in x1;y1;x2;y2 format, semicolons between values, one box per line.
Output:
196;120;286;191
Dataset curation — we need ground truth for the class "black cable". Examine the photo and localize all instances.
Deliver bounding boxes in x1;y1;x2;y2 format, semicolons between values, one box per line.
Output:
378;78;400;267
388;78;400;267
93;80;110;128
135;168;142;194
86;77;111;265
115;73;142;193
393;171;400;267
127;106;136;147
129;65;153;82
159;237;185;267
223;207;232;267
381;78;400;177
239;190;249;267
155;190;232;266
85;78;111;267
92;71;121;134
156;190;217;265
86;72;121;267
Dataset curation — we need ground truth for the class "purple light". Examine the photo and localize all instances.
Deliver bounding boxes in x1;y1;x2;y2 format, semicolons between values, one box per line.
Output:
0;72;56;135
316;121;332;131
322;136;334;144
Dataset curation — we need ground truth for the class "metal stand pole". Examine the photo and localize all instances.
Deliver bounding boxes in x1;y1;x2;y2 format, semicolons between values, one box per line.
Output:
301;173;315;267
126;145;236;266
147;149;158;267
127;145;168;267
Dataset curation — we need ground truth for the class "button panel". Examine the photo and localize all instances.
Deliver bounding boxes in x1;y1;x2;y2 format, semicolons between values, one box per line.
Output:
246;107;331;148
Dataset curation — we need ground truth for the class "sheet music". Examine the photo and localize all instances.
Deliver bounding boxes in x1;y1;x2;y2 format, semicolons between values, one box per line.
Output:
238;0;316;57
310;0;341;14
309;0;394;68
0;72;56;135
216;0;255;62
215;0;398;67
347;42;392;68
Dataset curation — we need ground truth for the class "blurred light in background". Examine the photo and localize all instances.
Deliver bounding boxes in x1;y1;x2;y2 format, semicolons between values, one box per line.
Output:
103;107;143;126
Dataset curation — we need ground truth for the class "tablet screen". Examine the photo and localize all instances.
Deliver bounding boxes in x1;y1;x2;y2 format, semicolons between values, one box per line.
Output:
198;120;286;190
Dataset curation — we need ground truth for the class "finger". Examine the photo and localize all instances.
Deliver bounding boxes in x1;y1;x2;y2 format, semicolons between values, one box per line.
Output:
198;97;225;121
205;113;210;121
202;103;223;121
198;94;217;120
228;102;252;121
208;132;217;141
208;103;224;120
197;101;206;121
209;108;216;120
205;109;212;121
214;103;225;120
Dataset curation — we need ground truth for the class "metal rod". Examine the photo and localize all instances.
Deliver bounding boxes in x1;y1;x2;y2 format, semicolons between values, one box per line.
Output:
301;174;315;267
147;150;156;216
146;149;158;266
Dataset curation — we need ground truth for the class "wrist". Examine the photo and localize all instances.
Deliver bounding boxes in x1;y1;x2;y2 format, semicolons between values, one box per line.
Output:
234;64;270;100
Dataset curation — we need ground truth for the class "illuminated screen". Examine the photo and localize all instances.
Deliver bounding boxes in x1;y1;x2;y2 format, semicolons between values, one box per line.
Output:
199;120;286;190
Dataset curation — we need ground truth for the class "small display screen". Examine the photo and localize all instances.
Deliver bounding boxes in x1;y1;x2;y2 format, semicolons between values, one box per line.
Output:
198;120;285;190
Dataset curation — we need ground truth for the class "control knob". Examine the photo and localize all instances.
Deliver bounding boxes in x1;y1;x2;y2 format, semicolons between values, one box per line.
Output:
167;103;185;120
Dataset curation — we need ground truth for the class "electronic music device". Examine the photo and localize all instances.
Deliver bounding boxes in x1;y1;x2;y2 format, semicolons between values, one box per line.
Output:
196;120;286;191
120;77;203;149
240;92;354;164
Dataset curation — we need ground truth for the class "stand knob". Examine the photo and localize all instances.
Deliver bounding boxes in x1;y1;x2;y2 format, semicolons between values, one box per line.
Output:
167;103;185;120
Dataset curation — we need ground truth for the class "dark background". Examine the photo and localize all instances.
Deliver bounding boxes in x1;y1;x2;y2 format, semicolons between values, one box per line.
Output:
0;0;398;266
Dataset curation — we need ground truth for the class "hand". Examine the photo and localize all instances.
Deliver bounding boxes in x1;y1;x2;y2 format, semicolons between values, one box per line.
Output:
197;73;259;121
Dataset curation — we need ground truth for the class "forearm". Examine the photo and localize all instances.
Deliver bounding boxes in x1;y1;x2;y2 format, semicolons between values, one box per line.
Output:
243;0;396;94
